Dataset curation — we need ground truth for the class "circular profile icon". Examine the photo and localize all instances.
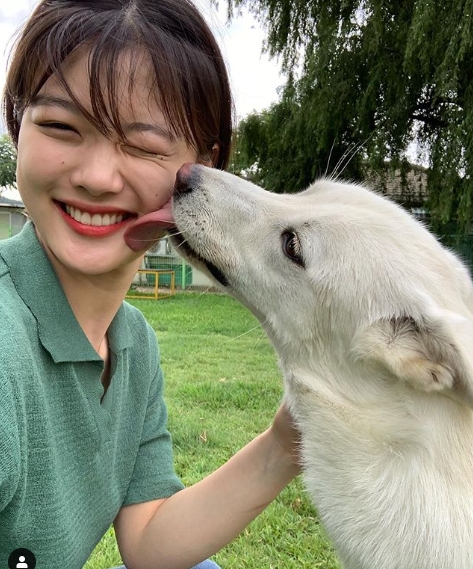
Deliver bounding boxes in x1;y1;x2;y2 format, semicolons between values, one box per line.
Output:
8;549;36;569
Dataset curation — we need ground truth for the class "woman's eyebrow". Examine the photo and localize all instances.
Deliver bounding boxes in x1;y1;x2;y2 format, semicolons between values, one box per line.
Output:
30;95;177;142
30;94;81;115
124;121;176;143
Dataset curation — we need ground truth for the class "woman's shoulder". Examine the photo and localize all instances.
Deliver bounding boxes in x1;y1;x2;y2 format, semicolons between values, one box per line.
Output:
0;297;37;374
0;255;40;368
0;261;32;330
120;300;155;336
117;300;160;352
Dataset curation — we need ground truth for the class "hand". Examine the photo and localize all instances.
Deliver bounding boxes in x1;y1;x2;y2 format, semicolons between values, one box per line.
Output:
270;401;303;475
116;400;302;568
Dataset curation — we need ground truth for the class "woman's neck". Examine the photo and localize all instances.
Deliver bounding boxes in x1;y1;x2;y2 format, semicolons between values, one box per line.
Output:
48;254;142;353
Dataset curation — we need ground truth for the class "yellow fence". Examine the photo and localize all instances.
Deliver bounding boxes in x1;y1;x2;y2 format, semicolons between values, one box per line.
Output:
126;269;175;300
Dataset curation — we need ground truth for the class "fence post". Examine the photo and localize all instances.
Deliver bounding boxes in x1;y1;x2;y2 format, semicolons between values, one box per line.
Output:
181;257;186;290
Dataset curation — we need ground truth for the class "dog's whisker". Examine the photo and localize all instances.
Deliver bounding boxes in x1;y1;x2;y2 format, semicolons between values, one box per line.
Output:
330;132;376;180
341;133;376;176
330;143;356;180
172;238;190;252
168;229;185;238
333;141;362;179
222;324;263;344
196;286;214;298
254;329;268;348
325;139;337;178
186;288;213;302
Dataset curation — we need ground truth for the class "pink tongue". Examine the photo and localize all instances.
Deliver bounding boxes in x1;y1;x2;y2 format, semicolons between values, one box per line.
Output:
124;199;175;252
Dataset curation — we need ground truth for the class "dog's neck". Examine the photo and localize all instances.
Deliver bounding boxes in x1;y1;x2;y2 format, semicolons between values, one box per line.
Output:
283;362;473;463
283;364;473;569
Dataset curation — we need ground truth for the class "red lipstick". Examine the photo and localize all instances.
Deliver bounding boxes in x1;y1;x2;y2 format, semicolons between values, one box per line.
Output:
55;201;133;238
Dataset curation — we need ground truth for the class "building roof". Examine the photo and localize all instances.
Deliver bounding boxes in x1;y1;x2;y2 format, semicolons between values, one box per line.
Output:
0;195;24;208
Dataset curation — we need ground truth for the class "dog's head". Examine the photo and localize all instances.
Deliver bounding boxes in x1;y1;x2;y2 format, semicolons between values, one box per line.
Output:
171;164;473;407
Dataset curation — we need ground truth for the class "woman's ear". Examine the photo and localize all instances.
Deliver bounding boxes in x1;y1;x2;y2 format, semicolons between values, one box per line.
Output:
200;144;219;167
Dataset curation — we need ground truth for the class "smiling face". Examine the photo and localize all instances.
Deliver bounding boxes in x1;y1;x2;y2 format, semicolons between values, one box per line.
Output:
16;48;198;277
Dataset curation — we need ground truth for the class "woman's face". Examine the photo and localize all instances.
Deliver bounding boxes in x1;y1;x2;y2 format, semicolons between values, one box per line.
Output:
16;48;198;277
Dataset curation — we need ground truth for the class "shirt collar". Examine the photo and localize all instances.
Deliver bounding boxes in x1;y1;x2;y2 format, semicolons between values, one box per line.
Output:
0;222;133;363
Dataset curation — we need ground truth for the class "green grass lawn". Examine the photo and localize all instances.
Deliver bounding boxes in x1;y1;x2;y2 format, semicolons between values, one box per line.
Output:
84;292;340;569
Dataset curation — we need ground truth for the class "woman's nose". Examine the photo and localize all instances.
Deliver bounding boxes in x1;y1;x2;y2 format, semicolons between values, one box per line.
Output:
70;141;125;196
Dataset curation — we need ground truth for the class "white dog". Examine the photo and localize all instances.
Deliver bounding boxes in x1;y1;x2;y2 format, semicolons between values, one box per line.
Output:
169;163;473;569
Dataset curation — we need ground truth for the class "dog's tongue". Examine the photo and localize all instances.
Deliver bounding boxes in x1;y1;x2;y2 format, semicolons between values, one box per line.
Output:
124;199;175;252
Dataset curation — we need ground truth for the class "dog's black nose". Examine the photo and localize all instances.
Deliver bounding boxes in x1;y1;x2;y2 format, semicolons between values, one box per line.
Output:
174;162;195;195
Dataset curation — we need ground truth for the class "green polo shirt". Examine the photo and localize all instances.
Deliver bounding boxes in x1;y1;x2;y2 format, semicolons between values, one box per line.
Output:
0;222;183;568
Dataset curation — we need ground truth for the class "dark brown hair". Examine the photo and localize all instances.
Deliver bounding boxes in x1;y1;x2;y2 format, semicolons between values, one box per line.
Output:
3;0;234;169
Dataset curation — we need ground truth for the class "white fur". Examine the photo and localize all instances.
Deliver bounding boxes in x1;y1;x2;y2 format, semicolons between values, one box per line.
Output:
172;166;473;568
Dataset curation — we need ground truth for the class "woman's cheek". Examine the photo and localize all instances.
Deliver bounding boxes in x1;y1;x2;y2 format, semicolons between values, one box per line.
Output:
131;162;177;209
18;138;71;186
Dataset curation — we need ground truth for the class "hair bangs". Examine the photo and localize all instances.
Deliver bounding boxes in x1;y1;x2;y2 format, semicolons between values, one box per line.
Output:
43;13;206;150
4;0;234;168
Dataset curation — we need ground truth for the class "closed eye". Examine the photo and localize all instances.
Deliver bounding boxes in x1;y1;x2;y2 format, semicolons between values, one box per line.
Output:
38;122;82;141
121;144;169;159
40;122;76;132
281;230;305;268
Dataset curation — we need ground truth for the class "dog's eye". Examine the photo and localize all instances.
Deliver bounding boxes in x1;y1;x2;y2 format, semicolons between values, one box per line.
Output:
281;231;304;267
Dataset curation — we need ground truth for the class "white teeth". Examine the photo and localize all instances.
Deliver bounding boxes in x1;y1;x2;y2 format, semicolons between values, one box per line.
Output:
91;214;102;226
64;205;126;227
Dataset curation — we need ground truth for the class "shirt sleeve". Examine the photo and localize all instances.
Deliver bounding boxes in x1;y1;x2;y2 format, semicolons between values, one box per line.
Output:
122;331;184;506
0;371;21;511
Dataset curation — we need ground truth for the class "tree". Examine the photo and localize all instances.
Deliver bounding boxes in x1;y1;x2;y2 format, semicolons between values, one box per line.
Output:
0;134;17;191
232;77;368;193
223;0;473;231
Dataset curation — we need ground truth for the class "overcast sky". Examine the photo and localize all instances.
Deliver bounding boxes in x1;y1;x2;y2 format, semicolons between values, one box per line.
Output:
0;0;285;127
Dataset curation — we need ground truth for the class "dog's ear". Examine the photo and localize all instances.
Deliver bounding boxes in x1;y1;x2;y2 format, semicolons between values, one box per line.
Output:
351;308;473;407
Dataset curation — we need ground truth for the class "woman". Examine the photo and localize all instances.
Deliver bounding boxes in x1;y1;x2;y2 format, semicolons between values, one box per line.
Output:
0;1;300;568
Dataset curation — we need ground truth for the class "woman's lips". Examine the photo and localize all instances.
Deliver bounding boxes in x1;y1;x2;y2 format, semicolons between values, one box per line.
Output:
123;198;175;252
56;200;135;238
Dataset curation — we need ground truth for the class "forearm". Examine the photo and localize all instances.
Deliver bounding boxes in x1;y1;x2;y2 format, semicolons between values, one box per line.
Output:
128;428;298;569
